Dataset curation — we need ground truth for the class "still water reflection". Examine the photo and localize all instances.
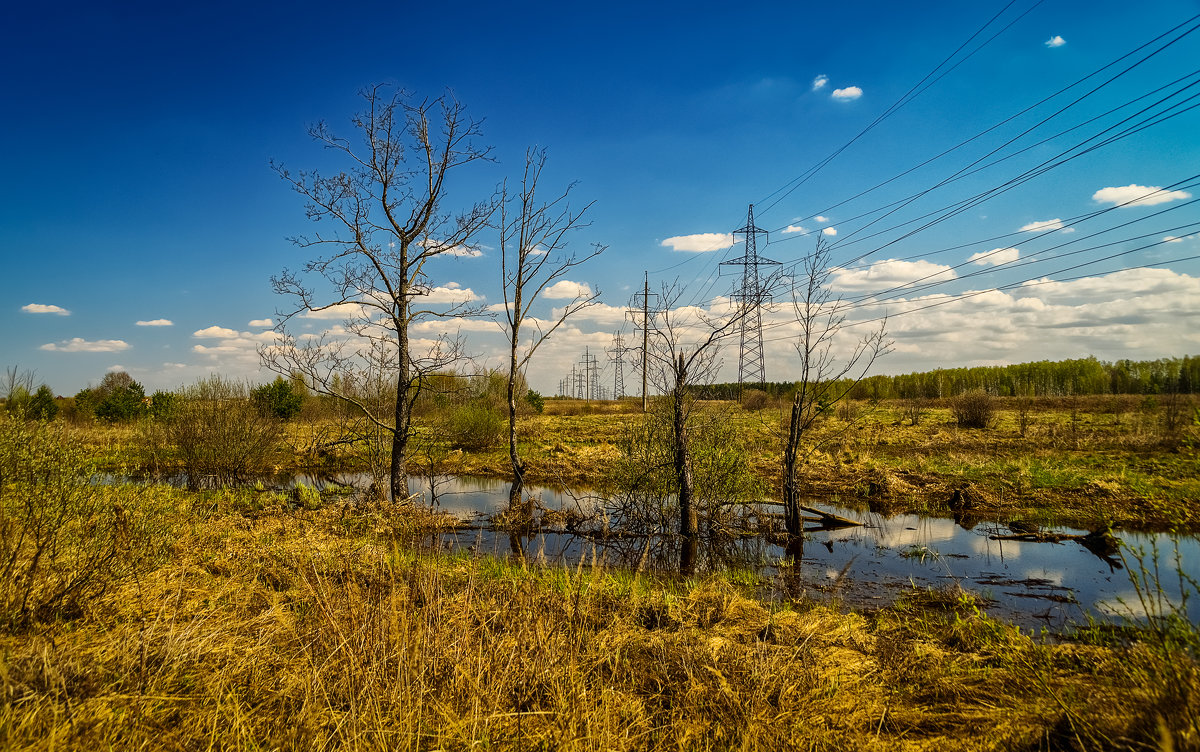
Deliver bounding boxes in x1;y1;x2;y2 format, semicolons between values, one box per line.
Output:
238;472;1200;632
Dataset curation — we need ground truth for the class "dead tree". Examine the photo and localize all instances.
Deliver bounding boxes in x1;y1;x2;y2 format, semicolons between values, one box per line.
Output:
644;282;770;569
261;85;494;502
498;148;604;509
782;238;891;536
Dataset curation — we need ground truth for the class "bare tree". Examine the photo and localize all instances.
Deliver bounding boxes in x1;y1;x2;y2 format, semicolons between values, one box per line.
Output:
642;282;771;570
781;238;891;536
498;148;604;507
261;85;495;502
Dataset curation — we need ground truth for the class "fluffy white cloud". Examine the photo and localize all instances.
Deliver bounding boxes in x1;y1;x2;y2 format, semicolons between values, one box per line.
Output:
1019;218;1066;232
543;280;593;299
136;318;173;326
830;259;957;291
300;303;370;320
781;224;809;235
815;216;830;223
419;284;481;304
1092;184;1192;207
812;74;829;91
1045;35;1066;48
1163;236;1184;243
248;318;273;328
968;247;1020;265
822;227;837;236
831;86;863;102
22;303;69;315
39;337;130;353
193;325;240;339
660;233;734;252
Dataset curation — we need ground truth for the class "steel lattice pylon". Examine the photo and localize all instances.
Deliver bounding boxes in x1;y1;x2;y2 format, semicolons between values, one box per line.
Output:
721;204;779;386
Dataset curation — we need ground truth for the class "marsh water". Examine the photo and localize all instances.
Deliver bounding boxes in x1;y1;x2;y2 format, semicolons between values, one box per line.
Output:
169;471;1200;633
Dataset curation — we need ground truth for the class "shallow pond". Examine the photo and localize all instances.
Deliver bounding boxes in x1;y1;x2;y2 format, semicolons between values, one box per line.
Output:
167;471;1200;633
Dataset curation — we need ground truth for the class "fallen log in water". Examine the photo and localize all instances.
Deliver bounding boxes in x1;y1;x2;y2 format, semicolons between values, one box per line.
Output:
989;528;1120;558
798;505;863;527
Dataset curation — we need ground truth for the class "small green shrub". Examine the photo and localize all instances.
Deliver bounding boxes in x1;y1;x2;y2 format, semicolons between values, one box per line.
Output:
525;389;545;414
251;377;304;420
446;403;505;452
953;389;995;429
149;390;178;420
26;385;58;421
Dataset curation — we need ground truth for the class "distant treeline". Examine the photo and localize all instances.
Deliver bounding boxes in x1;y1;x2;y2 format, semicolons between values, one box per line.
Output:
696;355;1200;400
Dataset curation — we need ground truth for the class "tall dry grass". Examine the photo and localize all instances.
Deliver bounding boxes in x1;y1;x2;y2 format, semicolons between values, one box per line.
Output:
1;483;1196;750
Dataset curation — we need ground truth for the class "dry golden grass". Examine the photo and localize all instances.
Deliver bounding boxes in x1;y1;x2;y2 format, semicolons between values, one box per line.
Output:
2;486;1196;750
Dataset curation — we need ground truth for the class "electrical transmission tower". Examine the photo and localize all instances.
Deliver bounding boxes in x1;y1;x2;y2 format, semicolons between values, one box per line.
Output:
721;204;779;387
627;271;659;411
579;349;599;402
607;331;634;400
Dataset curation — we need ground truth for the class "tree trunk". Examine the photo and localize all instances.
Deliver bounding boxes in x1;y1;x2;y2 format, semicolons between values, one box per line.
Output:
391;372;410;502
782;393;803;537
391;280;411;503
673;355;697;543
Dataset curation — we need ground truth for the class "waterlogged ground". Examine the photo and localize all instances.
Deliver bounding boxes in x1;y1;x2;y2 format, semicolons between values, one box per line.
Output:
253;472;1200;633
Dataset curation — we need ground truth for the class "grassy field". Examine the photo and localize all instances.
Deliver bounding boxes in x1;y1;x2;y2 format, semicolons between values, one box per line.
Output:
3;409;1200;749
1;481;1197;750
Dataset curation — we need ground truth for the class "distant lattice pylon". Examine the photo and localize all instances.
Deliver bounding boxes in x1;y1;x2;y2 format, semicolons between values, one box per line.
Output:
607;331;634;399
721;204;779;386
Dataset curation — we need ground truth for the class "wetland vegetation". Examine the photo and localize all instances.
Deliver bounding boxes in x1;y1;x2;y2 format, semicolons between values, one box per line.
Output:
2;357;1199;749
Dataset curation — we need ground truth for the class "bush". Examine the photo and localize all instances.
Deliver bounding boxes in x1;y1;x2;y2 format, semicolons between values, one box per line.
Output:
953;389;995;429
26;385;58;421
251;377;304;420
149;390;178;420
92;372;149;422
446;403;505;452
151;376;283;488
525;389;545;414
0;415;168;629
740;389;772;411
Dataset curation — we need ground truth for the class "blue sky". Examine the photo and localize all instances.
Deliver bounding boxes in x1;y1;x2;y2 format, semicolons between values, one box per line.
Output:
3;0;1199;396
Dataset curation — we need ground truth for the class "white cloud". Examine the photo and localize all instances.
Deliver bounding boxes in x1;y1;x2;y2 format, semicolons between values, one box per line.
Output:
1092;184;1192;207
444;245;483;258
822;227;837;236
830;259;957;292
22;303;69;315
39;337;130;353
831;86;863;102
812;74;829;91
300;303;370;320
193;325;241;339
1045;35;1066;48
781;225;809;235
543;280;593;299
248;318;273;328
1019;218;1066;232
660;233;734;252
419;284;481;304
136;318;173;327
1163;236;1184;243
106;364;126;373
815;216;830;223
968;247;1020;265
